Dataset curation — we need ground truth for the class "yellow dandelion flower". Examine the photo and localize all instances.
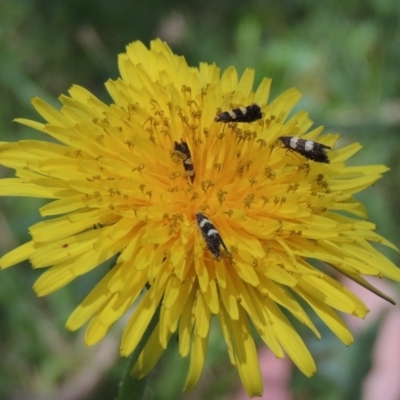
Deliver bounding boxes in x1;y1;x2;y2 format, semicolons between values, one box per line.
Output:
1;39;400;397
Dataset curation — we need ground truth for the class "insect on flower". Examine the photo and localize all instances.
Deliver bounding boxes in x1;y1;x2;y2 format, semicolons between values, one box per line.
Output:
214;103;262;123
1;39;400;398
196;213;228;260
278;136;332;163
174;140;195;182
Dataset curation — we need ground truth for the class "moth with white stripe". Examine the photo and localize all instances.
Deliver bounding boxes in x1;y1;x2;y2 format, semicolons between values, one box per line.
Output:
215;104;262;123
278;136;331;163
174;141;195;182
196;213;228;260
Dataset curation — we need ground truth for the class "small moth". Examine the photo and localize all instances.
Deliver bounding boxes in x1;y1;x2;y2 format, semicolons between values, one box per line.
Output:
174;141;195;182
196;213;228;260
215;104;262;123
278;136;331;163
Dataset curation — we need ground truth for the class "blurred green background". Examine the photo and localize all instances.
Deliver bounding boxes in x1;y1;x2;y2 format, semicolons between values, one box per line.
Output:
1;0;400;399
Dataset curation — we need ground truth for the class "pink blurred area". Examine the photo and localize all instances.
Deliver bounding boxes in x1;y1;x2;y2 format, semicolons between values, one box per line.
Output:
345;278;400;400
233;277;400;400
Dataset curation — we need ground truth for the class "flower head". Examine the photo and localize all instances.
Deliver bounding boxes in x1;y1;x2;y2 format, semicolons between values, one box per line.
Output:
1;39;399;396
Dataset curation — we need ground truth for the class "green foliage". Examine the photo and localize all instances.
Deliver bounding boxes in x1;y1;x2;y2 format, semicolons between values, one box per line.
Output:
1;0;400;399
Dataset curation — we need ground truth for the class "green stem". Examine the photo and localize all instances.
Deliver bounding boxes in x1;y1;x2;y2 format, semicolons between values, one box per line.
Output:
116;308;160;400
